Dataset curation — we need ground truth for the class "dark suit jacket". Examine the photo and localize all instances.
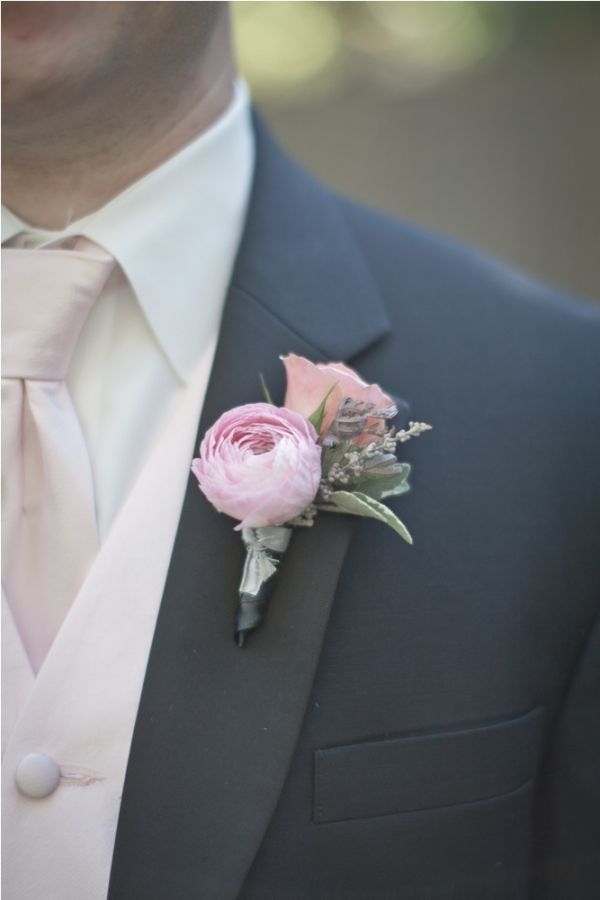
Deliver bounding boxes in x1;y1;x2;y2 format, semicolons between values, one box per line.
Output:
107;119;600;900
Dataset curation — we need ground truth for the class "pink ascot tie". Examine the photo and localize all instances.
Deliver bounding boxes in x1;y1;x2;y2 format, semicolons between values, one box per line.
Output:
2;236;115;673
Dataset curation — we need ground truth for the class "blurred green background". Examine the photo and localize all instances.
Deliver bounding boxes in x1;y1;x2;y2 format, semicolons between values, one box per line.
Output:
232;1;600;301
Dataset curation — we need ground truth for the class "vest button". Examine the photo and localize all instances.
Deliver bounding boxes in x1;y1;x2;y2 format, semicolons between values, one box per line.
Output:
16;753;61;799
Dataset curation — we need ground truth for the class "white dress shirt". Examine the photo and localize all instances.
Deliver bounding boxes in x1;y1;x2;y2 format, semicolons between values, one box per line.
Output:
2;81;255;900
1;79;254;540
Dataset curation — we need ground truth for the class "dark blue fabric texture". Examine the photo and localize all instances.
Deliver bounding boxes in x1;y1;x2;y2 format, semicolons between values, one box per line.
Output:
108;118;600;900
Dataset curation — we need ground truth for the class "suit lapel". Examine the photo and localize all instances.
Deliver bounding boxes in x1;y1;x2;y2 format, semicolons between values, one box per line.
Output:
108;120;390;900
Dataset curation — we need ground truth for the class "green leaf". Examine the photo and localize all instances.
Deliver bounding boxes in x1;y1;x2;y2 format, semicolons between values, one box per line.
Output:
359;476;410;501
308;383;338;432
259;373;274;405
326;490;413;544
356;464;411;501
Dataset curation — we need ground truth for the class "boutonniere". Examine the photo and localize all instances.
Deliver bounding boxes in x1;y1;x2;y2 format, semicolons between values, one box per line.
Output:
192;354;431;647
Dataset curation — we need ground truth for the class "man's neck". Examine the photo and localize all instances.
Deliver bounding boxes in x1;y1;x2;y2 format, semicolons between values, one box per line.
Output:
2;24;235;230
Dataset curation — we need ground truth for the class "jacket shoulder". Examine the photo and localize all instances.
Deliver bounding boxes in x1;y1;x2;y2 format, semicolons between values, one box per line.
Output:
336;194;598;330
325;191;599;431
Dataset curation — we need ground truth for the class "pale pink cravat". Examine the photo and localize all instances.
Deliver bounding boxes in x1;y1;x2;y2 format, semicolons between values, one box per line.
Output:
2;236;115;673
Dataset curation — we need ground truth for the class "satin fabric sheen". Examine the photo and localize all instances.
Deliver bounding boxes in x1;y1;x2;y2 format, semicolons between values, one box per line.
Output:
2;348;215;900
2;238;114;672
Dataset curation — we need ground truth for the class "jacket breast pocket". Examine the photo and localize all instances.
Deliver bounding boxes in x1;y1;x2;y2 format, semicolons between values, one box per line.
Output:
313;706;544;824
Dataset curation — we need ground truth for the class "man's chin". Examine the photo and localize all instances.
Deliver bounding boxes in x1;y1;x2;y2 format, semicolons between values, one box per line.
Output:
2;0;91;37
1;1;112;112
2;61;71;121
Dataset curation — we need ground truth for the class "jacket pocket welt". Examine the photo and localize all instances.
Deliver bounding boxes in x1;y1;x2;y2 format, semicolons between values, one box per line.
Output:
313;706;544;825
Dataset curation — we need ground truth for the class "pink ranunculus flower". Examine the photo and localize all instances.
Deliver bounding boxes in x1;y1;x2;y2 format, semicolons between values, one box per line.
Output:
192;403;322;530
282;354;395;438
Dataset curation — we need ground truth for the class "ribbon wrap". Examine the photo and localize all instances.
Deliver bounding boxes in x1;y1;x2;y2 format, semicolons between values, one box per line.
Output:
235;525;293;647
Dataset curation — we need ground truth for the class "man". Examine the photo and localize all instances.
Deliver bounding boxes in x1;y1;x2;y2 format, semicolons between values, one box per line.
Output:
2;3;598;899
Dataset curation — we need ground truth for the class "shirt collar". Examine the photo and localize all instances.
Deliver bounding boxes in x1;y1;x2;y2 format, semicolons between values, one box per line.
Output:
1;80;255;382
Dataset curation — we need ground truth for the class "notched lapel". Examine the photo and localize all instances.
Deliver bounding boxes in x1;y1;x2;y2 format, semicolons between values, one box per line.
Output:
109;293;359;900
109;121;391;900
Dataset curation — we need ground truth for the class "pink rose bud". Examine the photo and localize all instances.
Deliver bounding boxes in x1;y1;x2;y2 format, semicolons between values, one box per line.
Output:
282;354;395;437
192;403;322;530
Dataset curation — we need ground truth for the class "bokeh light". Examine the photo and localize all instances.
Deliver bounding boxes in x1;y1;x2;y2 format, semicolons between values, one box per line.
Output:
232;1;600;100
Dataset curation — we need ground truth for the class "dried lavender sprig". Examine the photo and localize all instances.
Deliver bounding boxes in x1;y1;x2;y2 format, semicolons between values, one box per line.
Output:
322;438;405;489
329;398;398;441
394;421;433;443
287;505;317;527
